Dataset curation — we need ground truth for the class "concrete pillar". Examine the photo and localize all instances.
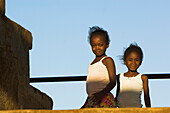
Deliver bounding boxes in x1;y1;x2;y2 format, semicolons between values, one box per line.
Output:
0;0;5;15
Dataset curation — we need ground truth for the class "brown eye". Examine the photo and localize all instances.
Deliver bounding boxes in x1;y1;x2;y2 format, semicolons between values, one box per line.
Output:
98;43;103;46
135;59;140;61
128;58;132;61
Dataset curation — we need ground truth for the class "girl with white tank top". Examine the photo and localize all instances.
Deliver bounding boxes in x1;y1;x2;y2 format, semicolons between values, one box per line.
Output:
81;26;117;108
115;43;151;108
117;73;143;107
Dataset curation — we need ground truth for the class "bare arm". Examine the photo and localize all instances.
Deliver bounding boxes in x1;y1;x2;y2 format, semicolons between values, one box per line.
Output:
115;74;120;102
142;75;151;107
93;57;116;102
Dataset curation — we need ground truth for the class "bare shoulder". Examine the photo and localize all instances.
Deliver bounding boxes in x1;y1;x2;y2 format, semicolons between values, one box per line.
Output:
141;74;148;81
102;57;115;64
104;56;114;61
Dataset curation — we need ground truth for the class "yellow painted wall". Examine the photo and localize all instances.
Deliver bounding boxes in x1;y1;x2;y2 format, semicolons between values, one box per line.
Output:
0;108;169;113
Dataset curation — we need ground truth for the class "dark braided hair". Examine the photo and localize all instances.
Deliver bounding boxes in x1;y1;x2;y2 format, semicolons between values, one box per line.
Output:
122;43;143;64
88;26;110;45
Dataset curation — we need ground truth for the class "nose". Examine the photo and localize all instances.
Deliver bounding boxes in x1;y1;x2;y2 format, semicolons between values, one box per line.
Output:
132;60;136;64
96;45;100;50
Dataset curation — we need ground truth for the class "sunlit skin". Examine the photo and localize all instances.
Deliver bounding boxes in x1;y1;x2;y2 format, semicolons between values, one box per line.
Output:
115;51;151;107
90;35;109;63
81;35;116;108
124;52;141;76
90;35;116;102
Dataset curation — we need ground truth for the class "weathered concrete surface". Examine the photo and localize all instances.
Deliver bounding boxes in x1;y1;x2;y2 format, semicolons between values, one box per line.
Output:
0;108;169;113
0;0;53;110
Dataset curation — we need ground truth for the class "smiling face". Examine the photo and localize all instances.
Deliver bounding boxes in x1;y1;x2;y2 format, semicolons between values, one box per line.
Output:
90;35;109;57
124;52;141;72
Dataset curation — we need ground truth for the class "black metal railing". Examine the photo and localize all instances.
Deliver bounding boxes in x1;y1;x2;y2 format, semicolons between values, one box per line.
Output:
30;73;170;83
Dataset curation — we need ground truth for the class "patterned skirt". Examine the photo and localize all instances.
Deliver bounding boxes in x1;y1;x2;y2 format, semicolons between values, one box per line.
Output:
85;92;117;108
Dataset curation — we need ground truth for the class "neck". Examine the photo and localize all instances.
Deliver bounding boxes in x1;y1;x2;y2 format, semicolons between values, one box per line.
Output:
95;54;106;59
126;70;139;75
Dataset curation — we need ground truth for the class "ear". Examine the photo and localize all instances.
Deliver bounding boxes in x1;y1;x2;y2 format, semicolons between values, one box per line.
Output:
107;44;109;48
124;60;126;65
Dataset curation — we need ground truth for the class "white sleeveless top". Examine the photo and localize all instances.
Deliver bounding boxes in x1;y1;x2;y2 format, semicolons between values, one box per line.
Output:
86;56;110;97
117;73;143;108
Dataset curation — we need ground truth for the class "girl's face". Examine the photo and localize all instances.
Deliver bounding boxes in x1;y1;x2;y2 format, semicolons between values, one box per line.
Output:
124;52;141;72
90;36;109;57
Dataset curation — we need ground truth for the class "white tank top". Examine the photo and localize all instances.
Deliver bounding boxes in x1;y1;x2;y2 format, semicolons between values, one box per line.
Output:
86;56;110;97
117;73;143;108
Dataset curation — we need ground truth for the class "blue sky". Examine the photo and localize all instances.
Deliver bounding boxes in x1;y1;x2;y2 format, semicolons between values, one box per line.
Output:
6;0;170;110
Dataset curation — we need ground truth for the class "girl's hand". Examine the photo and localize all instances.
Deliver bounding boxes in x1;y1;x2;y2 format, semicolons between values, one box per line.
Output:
92;91;105;103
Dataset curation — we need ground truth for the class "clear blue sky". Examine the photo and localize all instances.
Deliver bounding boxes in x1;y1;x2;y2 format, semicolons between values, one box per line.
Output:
6;0;170;110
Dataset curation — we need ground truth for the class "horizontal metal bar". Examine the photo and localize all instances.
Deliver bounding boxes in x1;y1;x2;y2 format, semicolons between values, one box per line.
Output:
146;73;170;79
30;73;170;83
30;76;87;83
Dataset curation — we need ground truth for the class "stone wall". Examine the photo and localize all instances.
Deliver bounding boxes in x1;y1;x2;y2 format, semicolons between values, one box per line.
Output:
0;0;53;110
